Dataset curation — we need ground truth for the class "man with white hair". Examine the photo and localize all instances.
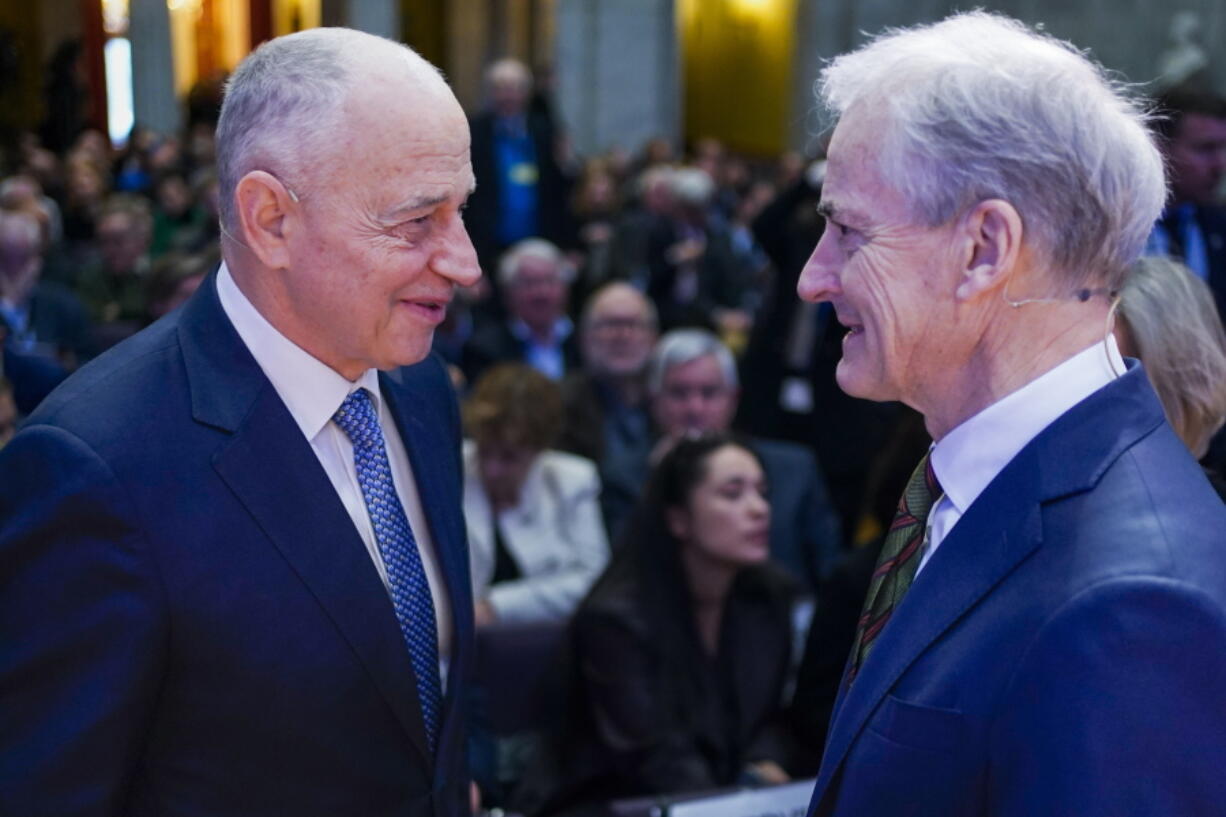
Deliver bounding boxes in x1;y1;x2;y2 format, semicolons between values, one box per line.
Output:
602;328;842;589
0;29;481;815
799;12;1226;816
461;237;580;382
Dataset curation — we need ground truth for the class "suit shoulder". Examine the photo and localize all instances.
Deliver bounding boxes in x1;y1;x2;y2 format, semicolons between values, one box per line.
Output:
27;318;184;441
1044;422;1226;591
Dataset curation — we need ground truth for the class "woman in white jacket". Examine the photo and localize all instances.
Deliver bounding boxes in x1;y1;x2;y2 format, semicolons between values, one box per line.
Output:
463;363;611;626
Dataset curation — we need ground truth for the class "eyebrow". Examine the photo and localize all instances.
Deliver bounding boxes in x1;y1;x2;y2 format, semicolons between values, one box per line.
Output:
381;183;477;221
817;199;871;229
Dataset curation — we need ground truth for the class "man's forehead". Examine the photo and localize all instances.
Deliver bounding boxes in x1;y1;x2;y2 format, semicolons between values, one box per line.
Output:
596;290;646;315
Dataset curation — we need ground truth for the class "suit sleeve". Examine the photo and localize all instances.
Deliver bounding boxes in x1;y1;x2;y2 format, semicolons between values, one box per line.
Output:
989;577;1226;816
0;425;167;817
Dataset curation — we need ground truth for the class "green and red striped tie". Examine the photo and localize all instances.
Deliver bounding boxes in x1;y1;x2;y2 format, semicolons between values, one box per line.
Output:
847;451;942;683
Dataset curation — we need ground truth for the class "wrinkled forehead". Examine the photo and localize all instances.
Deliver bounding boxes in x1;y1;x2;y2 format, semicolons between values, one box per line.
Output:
825;104;893;187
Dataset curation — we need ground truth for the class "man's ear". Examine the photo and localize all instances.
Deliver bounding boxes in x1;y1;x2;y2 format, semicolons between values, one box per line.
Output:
234;170;299;270
954;198;1023;302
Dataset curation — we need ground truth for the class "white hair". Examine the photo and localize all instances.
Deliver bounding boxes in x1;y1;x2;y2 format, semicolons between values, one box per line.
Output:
819;11;1166;290
497;238;575;288
670;167;715;207
647;329;738;395
215;28;437;233
486;58;532;92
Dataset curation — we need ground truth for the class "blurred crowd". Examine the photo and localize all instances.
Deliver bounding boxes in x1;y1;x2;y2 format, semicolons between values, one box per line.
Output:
2;49;1225;817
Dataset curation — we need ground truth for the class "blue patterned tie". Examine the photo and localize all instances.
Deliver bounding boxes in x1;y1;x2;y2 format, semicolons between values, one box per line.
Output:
333;388;442;752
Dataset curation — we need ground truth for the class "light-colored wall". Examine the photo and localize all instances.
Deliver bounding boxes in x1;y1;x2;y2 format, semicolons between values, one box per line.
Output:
791;0;1226;154
555;0;680;158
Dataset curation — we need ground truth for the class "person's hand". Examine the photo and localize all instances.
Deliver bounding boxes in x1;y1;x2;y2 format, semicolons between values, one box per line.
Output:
474;599;498;628
470;781;481;815
745;759;791;786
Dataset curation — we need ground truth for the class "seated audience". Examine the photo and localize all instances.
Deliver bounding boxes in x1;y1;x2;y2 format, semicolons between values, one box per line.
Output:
75;193;154;343
462;238;581;383
646;167;753;333
463;363;610;626
144;250;212;324
557;282;658;468
518;433;799;816
602;329;841;589
1117;256;1226;491
0;207;95;369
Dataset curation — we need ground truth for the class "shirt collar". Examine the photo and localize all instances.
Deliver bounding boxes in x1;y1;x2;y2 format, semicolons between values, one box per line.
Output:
215;262;383;441
931;335;1125;515
509;316;573;346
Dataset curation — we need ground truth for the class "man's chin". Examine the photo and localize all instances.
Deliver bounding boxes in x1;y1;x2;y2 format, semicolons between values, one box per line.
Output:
835;360;891;402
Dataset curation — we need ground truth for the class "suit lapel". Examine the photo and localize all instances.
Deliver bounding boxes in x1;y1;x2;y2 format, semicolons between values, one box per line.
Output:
380;364;475;768
813;461;1043;802
179;273;434;767
811;363;1166;809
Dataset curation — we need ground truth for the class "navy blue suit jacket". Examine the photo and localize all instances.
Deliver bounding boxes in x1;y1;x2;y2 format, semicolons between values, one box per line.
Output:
0;273;475;816
808;363;1226;816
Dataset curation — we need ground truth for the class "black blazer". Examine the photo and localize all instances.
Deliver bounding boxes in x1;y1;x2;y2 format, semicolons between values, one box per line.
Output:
520;553;798;815
466;109;574;272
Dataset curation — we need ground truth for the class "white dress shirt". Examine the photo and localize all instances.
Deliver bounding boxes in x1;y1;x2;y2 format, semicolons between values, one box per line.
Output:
919;336;1126;576
216;263;452;678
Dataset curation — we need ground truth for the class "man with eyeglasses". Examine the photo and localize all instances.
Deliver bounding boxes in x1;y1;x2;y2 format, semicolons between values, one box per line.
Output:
797;13;1226;817
600;327;842;591
557;282;659;469
0;28;481;817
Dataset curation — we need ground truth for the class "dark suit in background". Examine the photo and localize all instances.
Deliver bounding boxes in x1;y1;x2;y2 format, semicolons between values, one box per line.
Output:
466;110;574;279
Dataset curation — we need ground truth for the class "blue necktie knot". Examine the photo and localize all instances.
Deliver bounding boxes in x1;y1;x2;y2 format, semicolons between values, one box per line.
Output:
333;387;443;752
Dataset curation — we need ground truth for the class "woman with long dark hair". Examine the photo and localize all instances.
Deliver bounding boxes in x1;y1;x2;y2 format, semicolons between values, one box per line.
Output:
520;432;799;815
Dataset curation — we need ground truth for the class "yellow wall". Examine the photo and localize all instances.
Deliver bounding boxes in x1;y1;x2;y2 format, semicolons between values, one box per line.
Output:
0;0;45;132
678;0;796;156
217;0;251;71
168;0;200;97
273;0;321;36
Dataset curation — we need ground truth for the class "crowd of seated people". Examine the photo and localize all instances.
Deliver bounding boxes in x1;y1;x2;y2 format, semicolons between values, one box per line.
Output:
4;54;1224;817
0;123;218;416
462;363;610;627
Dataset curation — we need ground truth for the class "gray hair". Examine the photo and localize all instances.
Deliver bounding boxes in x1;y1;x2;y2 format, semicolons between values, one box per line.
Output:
671;167;715;206
819;11;1165;290
485;58;532;93
497;238;575;288
647;329;738;395
215;28;433;233
1119;257;1226;458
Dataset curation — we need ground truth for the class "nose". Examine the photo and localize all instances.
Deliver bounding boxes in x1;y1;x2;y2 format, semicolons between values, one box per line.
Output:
748;489;770;520
797;228;843;303
432;213;482;288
